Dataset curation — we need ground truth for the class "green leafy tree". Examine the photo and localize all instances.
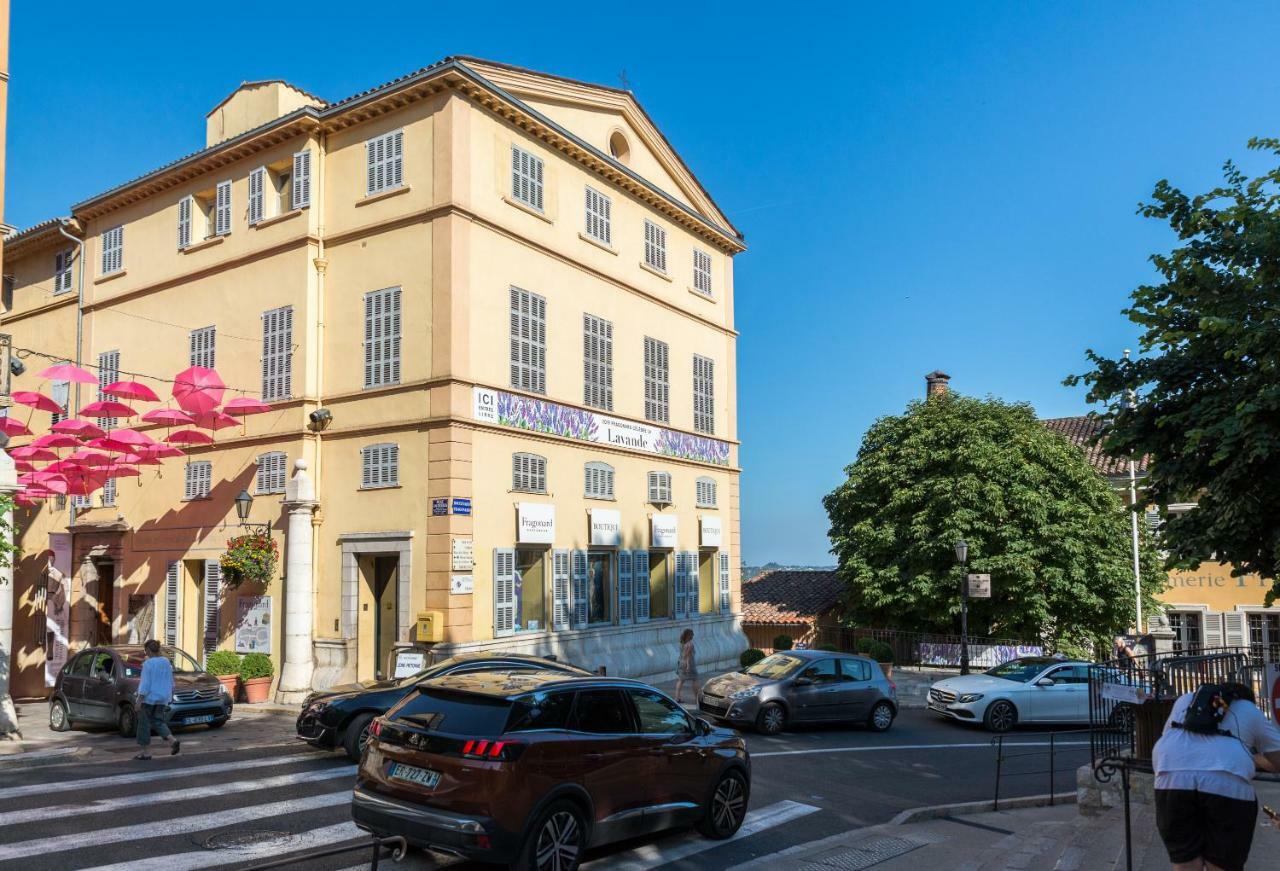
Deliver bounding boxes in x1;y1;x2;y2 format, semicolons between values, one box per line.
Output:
823;393;1163;648
1069;139;1280;603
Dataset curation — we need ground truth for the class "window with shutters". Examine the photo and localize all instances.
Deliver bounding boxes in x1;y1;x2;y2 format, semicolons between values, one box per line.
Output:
248;167;266;225
513;453;547;494
54;249;74;294
510;145;544;211
177;196;193;250
363;287;402;388
292;150;312;209
214;181;232;236
584;462;614;500
101;225;123;275
643;220;667;273
203;560;222;661
97;350;120;427
261;306;293;400
509;287;546;394
693;354;715;434
696;476;717;508
71;493;92;510
49;377;69;425
1168;612;1202;654
101;478;117;508
644;337;669;423
190;326;216;369
584;187;611;245
514;549;547;634
184;461;212;500
164;562;181;648
582;314;613;411
256;452;288;495
648;471;672;505
693;249;713;295
366;130;404;196
360;443;399;489
1248;612;1280;659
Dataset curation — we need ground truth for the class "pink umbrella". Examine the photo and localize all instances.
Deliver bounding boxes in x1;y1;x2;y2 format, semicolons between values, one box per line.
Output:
32;433;82;449
32;473;69;494
15;493;41;507
103;428;155;446
140;408;194;426
223;397;272;416
148;444;186;459
192;411;240;431
0;417;33;437
13;391;63;413
80;400;138;418
14;460;36;473
86;437;131;453
102;380;160;402
11;445;58;462
166;429;214;446
37;363;98;384
120;451;162;466
52;419;106;439
103;463;141;479
173;366;226;415
68;449;114;467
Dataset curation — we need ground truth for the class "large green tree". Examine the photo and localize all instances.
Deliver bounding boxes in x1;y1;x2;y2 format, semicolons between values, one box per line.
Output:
823;393;1163;649
1069;140;1280;603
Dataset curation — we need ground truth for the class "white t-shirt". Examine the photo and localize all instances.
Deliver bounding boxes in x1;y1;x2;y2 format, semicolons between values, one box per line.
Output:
1153;691;1280;800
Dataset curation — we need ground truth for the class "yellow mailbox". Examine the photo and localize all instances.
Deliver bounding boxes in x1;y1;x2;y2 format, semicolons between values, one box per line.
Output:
417;610;444;642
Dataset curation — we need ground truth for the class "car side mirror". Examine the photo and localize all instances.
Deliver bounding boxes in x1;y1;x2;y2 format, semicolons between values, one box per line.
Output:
793;676;812;687
1036;678;1056;687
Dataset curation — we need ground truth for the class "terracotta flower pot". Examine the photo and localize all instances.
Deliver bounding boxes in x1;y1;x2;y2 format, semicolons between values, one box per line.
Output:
215;674;239;696
242;676;273;704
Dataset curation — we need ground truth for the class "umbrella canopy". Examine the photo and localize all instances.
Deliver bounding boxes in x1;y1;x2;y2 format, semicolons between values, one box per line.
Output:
31;473;69;494
14;460;37;473
103;463;141;479
32;433;82;449
13;391;64;413
191;411;240;431
120;451;162;466
165;429;215;446
15;493;42;507
62;470;106;496
80;399;138;418
37;363;98;384
11;445;58;462
51;419;106;439
172;366;226;415
68;449;114;467
102;380;160;402
147;444;186;459
223;397;272;416
140;408;195;426
0;417;33;437
86;437;131;453
103;428;155;446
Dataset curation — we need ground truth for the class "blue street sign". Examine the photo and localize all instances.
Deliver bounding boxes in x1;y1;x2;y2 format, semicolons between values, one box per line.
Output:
452;498;472;516
432;498;449;516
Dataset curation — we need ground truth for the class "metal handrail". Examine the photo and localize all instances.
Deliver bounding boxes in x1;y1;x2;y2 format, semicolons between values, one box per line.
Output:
242;835;407;870
990;728;1092;811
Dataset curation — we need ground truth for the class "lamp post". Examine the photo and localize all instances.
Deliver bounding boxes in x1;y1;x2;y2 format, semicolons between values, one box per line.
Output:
955;539;970;676
234;490;271;537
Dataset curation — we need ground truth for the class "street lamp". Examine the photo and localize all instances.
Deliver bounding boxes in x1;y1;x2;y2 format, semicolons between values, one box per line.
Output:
954;539;970;676
234;489;271;536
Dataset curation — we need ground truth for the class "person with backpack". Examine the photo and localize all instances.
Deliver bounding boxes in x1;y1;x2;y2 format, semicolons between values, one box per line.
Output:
1153;682;1280;871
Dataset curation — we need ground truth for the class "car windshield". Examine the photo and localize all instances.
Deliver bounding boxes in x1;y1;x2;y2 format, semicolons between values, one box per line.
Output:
985;658;1057;683
121;648;203;678
743;653;805;679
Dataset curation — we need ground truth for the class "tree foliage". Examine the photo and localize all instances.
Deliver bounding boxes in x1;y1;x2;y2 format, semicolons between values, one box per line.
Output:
1068;140;1280;603
823;394;1163;647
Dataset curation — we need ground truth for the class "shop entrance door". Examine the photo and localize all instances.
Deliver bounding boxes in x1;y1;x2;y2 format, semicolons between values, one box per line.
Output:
358;555;400;680
91;559;116;646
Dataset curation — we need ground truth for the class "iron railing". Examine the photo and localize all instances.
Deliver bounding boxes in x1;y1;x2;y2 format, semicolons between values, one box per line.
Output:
990;729;1091;811
815;626;1044;667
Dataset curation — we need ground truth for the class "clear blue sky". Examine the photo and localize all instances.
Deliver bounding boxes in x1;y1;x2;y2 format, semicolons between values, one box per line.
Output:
9;4;1280;565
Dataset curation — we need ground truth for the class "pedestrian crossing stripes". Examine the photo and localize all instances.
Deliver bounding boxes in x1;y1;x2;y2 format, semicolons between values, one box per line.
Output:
83;823;366;871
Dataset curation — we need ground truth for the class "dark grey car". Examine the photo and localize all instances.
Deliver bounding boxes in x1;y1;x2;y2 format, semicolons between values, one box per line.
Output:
49;645;233;736
699;649;897;735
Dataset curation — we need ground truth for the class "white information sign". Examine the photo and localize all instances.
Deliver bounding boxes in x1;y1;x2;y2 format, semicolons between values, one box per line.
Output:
394;650;427;678
967;573;992;599
450;574;474;595
235;596;272;654
590;509;622;546
518;502;556;544
651;514;679;549
44;533;73;686
700;516;723;548
451;537;474;571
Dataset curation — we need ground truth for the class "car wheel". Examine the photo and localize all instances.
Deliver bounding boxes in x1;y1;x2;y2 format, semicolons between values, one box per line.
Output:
117;704;137;738
515;799;586;871
984;700;1018;733
755;702;786;735
867;701;895;733
343;713;376;761
697;769;749;839
49;699;71;732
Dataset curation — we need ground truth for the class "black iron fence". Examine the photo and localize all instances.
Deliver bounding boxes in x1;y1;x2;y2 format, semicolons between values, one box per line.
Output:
815;626;1044;667
990;729;1091;811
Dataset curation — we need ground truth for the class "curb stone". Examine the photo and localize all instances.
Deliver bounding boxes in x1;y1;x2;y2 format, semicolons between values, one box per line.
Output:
889;791;1077;825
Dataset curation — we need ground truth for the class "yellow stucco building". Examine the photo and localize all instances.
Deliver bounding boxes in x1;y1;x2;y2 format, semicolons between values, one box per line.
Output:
1;57;747;702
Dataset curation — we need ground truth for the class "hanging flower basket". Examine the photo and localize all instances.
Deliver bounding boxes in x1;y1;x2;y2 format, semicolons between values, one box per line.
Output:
220;532;278;589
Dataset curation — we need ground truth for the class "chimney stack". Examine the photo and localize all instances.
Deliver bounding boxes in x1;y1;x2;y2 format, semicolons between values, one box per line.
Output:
925;370;951;399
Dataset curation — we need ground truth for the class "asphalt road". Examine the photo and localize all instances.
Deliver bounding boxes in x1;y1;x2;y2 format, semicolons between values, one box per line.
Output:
0;707;1091;870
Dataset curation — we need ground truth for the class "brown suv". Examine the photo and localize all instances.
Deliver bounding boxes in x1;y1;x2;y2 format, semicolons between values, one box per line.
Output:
352;671;750;870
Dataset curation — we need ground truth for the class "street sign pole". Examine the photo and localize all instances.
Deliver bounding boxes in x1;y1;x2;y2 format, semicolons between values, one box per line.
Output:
959;559;970;676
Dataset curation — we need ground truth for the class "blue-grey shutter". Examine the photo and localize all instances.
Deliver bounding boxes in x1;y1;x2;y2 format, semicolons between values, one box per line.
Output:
215;181;232;235
494;549;516;637
571;550;589;629
292;150;311;209
688;552;703;617
364;287;402;388
719;551;731;614
202;560;221;657
165;562;181;648
552;550;571;631
190;326;216;369
618;550;633;626
673;553;689;620
177;197;192;249
634;550;651;623
248;167;265;225
261;306;293;401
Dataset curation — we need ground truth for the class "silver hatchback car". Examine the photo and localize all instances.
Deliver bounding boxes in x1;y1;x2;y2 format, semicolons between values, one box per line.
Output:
699;649;897;735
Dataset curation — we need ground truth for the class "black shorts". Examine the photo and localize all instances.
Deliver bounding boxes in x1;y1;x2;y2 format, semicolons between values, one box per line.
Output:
1155;788;1257;871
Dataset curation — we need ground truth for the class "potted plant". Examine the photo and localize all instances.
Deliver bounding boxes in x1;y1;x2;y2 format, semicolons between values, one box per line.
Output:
239;652;274;703
869;641;895;679
220;532;279;590
205;650;242;696
740;648;765;668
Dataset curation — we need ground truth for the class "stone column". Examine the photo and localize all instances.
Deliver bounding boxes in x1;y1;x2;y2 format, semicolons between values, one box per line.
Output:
0;448;20;737
277;460;319;704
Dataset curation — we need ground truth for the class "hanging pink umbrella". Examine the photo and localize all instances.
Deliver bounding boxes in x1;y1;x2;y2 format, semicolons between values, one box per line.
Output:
13;391;64;413
223;397;272;416
86;437;130;453
32;473;69;494
172;366;226;415
11;445;58;462
32;433;82;449
166;429;215;446
15;493;42;507
191;411;240;431
0;417;33;437
102;463;141;479
120;451;162;466
68;449;114;467
80;400;138;418
14;460;36;473
102;428;155;446
102;380;160;402
148;443;186;459
141;408;194;427
37;363;98;384
52;419;106;439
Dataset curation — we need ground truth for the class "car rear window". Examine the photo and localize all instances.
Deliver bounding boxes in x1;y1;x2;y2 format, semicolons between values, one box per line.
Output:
505;690;574;733
394;689;513;735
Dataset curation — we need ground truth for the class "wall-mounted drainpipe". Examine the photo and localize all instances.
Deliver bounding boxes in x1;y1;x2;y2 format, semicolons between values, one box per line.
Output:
56;220;85;528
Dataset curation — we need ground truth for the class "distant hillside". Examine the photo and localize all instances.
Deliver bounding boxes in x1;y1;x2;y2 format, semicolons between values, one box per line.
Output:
743;562;837;581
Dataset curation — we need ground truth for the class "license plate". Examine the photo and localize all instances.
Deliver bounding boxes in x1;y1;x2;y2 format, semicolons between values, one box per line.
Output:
389;762;441;789
928;702;948;713
184;714;215;725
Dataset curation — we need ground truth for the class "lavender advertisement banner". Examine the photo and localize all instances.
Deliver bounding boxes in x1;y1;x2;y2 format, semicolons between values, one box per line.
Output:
473;387;731;466
919;643;1044;668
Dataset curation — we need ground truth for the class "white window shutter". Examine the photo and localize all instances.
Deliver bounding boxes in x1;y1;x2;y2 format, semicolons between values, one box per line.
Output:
165;562;181;648
634;550;651;623
190;326;216;369
363;288;401;388
1203;612;1224;648
203;560;222;655
510;287;547;394
248;168;265;225
494;549;516;637
719;551;731;614
686;552;702;617
178;197;192;249
618;550;633;626
571;550;588;629
552;550;571;631
215;181;232;235
261;306;293;401
391;131;404;189
292;150;311;209
1224;612;1246;648
673;553;689;620
50;379;69;424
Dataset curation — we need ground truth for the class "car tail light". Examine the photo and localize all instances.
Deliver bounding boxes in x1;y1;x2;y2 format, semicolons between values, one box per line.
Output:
460;738;523;761
371;718;383;738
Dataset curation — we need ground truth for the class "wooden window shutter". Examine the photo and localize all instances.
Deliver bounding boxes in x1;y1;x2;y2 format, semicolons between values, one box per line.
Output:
177;197;192;249
719;551;731;614
618;550;633;625
248;168;265;224
494;549;516;637
633;550;651;623
165;562;181;648
1203;612;1224;648
292;150;311;209
261;306;293;401
673;553;689;620
1224;612;1246;648
571;550;589;629
552;550;571;631
202;560;222;655
215;181;232;236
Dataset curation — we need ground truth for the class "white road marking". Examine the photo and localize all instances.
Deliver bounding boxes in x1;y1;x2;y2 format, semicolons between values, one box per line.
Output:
0;765;356;826
752;741;1090;757
0;790;350;861
581;799;821;870
0;753;324;801
83;822;368;871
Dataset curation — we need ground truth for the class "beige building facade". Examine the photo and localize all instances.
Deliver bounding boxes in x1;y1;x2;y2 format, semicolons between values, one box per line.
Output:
1;58;747;701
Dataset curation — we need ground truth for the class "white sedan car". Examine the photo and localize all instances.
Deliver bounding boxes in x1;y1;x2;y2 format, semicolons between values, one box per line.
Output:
928;657;1092;732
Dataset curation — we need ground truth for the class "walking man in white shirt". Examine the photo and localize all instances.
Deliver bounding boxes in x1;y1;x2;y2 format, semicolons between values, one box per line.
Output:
1153;682;1280;871
134;639;180;760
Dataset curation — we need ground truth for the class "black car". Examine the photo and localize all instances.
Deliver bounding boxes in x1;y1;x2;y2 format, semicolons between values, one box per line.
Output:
296;652;591;760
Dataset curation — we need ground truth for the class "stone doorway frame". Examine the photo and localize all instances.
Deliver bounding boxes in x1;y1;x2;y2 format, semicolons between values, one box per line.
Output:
337;531;413;650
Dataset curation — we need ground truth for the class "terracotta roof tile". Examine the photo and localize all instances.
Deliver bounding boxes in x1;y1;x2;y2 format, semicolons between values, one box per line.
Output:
741;570;843;626
1042;416;1151;478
